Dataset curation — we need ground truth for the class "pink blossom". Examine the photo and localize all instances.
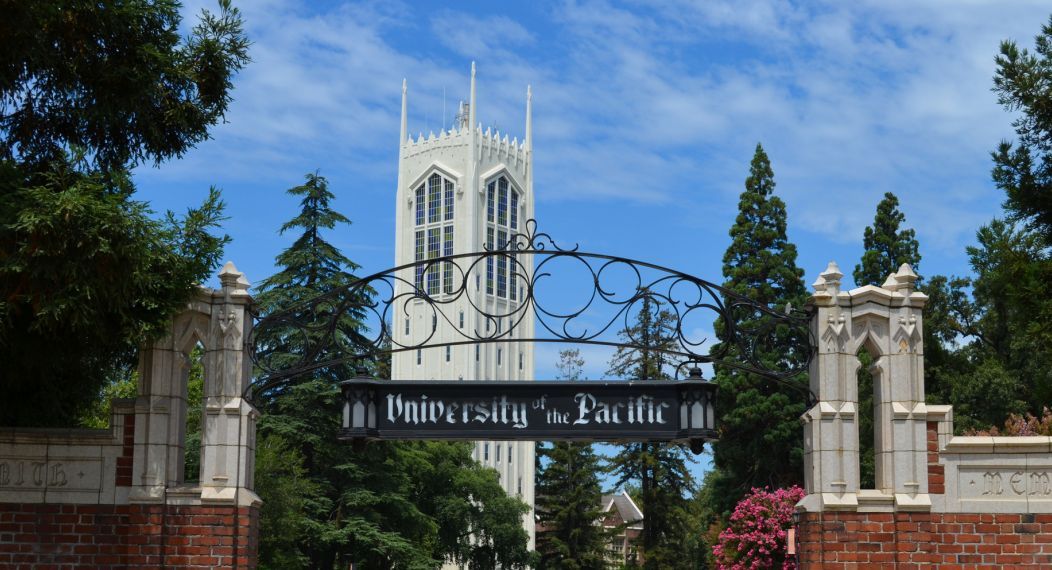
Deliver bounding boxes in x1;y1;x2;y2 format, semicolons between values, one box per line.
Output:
713;486;805;570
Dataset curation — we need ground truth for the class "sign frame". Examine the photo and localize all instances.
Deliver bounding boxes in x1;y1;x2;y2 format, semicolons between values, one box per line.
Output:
339;378;718;450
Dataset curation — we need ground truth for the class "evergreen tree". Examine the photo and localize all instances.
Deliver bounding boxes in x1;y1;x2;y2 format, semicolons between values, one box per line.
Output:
0;0;248;426
607;297;696;570
254;171;371;387
254;173;532;569
991;15;1052;240
707;143;808;515
935;221;1046;431
536;349;608;570
853;192;921;287
852;192;921;488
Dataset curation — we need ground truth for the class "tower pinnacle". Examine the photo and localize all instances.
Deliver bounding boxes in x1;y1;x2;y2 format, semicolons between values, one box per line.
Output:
525;84;532;153
469;61;477;132
400;78;408;144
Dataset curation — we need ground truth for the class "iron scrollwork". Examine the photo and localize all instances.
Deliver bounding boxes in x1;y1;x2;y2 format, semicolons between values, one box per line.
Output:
249;219;815;403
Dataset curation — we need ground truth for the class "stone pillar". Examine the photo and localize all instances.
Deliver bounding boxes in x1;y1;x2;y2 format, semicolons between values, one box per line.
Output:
799;262;859;511
798;262;930;513
129;262;259;507
130;293;211;501
200;262;259;505
882;265;930;510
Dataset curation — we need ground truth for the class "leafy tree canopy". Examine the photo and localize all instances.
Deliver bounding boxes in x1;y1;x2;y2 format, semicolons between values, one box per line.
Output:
0;0;250;171
0;0;248;426
253;173;532;569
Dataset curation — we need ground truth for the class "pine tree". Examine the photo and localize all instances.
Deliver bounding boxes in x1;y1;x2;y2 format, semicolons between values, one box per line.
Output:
607;298;696;570
536;349;609;570
853;192;921;287
991;15;1052;240
253;172;413;567
707;143;808;515
254;171;372;389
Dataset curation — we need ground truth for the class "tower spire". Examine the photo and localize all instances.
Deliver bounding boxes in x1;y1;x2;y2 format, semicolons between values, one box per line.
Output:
400;78;408;144
469;61;477;130
525;84;532;152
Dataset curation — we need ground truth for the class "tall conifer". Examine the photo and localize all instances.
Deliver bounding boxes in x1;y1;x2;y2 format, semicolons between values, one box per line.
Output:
708;143;808;515
536;349;608;570
607;298;695;569
853;192;921;287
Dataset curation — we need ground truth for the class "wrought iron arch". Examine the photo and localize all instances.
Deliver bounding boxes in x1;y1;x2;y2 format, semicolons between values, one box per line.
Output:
248;220;816;404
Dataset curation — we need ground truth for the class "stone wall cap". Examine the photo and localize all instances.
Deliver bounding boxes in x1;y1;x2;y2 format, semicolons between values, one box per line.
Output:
926;404;953;419
990;436;1052;453
944;436;995;453
0;427;118;445
942;435;1052;454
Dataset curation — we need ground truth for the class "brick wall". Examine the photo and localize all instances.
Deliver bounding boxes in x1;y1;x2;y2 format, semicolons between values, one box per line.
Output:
926;421;945;495
797;511;1052;568
0;503;259;569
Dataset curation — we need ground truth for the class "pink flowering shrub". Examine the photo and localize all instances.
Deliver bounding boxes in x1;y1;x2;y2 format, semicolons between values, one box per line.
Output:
712;486;805;570
966;407;1052;436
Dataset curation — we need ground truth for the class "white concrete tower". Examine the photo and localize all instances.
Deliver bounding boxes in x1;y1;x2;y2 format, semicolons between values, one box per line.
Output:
391;63;536;550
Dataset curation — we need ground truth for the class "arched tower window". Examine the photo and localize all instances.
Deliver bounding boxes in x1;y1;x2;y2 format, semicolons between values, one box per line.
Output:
485;174;521;300
414;172;455;295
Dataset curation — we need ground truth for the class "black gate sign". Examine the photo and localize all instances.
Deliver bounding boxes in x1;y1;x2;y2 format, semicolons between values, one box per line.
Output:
339;379;717;450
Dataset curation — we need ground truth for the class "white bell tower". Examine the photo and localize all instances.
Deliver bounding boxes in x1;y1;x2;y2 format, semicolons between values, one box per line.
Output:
391;62;536;550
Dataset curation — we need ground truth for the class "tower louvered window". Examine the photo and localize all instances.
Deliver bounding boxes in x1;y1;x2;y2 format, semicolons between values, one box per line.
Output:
414;172;455;296
485;175;521;300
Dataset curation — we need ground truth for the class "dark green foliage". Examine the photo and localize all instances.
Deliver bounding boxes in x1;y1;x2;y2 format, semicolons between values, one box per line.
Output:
536;349;609;570
254;172;372;388
254;174;532;568
853;192;921;287
76;368;137;430
707;144;808;515
183;345;205;482
255;434;316;570
991;15;1052;239
0;0;250;171
607;298;696;570
0;0;247;426
535;442;608;570
916;16;1052;433
257;361;533;569
924;221;1047;432
0;158;228;425
852;192;921;488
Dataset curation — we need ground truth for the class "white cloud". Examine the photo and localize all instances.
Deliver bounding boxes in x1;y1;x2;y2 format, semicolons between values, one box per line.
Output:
137;0;1052;285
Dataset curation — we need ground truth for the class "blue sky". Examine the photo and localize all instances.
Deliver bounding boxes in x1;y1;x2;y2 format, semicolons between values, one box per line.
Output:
134;1;1048;473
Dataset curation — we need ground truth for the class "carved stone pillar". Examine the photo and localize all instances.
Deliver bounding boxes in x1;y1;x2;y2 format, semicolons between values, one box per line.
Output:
200;262;259;505
129;262;259;507
799;262;930;513
800;262;859;511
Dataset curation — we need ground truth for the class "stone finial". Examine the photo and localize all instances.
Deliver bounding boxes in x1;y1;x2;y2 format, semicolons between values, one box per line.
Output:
219;261;250;294
820;261;843;295
894;263;918;293
812;275;828;293
882;272;898;290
